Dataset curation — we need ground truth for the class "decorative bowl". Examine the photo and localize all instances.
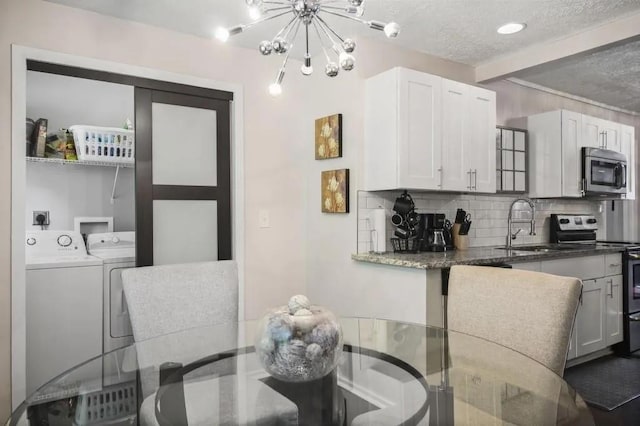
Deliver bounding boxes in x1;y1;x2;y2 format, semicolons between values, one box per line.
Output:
255;295;343;382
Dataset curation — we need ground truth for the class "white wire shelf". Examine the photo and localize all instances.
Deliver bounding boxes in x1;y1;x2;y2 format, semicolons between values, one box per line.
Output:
26;156;134;168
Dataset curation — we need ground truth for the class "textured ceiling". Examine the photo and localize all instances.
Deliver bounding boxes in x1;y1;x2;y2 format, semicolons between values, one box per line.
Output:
512;38;640;113
45;0;640;112
47;0;640;65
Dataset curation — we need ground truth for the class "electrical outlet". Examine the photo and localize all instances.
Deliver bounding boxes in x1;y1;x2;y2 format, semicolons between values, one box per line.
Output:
32;211;50;226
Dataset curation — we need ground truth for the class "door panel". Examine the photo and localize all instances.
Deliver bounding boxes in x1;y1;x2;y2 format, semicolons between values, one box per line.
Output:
441;80;469;191
153;200;219;265
576;279;606;357
135;88;232;266
398;69;442;189
561;111;582;197
467;86;496;193
582;116;603;149
606;275;623;346
152;103;218;186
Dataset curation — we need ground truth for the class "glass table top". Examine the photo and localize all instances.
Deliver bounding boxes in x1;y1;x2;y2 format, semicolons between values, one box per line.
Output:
9;318;593;425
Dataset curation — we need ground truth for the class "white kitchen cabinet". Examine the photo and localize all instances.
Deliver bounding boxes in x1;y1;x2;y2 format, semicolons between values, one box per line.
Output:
582;115;605;149
364;67;496;193
581;116;621;151
440;80;496;193
466;85;497;193
441;79;470;191
605;274;624;346
621;124;636;200
364;68;442;191
575;278;607;357
527;110;635;198
539;253;623;359
527;110;582;198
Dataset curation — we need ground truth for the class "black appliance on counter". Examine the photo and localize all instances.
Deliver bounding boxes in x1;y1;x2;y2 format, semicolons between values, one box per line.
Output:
550;214;640;354
423;213;454;252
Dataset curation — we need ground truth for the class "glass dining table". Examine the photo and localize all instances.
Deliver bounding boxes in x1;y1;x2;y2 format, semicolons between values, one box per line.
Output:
8;318;593;425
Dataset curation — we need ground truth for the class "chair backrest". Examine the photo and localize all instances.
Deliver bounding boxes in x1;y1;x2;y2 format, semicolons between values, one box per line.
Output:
447;265;582;376
122;260;238;342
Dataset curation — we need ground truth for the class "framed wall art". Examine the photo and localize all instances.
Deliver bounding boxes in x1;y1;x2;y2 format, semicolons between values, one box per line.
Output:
315;114;342;160
321;169;349;213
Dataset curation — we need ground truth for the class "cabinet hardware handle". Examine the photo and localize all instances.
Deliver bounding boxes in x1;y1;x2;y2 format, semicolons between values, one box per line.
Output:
630;313;640;322
608;279;613;298
473;169;478;190
437;167;443;188
609;263;621;268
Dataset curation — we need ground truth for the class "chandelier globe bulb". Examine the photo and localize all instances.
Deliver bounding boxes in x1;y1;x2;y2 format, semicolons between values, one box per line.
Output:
325;62;339;77
384;22;400;38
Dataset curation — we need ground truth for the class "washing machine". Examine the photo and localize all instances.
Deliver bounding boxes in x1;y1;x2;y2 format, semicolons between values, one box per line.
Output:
86;232;136;385
26;231;103;397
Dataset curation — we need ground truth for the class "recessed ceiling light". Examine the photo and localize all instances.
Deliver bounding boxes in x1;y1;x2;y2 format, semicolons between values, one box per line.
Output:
497;22;526;35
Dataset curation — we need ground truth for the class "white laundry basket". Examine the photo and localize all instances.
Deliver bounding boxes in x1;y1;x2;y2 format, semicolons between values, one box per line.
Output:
73;382;137;425
69;125;135;164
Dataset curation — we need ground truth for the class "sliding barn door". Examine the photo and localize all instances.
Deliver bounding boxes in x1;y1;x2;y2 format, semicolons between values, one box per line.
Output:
135;88;232;266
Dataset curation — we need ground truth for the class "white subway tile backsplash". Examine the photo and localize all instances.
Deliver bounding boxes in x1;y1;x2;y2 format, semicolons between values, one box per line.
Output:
356;190;603;253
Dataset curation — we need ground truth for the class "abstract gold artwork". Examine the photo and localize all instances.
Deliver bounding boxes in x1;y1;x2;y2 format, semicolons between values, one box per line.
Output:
315;114;342;160
321;169;349;213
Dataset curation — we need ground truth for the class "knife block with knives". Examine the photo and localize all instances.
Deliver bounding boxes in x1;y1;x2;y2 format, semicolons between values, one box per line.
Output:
453;208;472;250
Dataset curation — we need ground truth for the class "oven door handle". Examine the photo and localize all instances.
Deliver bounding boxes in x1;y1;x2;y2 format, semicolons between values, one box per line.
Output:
630;313;640;322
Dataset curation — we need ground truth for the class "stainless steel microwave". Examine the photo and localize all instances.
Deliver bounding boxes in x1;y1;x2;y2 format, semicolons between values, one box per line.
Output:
582;147;627;196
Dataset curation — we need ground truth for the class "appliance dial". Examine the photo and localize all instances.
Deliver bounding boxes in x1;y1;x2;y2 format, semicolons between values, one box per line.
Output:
559;219;570;224
112;236;120;244
57;235;72;247
26;237;36;246
587;218;597;224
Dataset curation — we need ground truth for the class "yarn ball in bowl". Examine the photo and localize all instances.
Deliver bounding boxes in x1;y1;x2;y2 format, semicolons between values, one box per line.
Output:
255;295;343;382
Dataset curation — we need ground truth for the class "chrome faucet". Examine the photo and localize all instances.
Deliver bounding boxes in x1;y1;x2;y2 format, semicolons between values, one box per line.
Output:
506;198;536;248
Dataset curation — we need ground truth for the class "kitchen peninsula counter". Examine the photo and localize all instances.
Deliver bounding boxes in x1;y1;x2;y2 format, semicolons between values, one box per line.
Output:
352;244;625;270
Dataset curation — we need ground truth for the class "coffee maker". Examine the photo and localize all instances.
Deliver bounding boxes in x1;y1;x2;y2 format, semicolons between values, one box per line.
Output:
423;213;454;252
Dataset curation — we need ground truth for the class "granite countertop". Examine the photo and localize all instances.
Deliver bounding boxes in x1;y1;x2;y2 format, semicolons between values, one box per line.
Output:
351;244;625;270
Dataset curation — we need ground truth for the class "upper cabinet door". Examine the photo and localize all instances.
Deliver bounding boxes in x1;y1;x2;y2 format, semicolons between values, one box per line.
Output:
582;115;605;149
602;121;621;152
466;86;497;193
621;124;635;200
561;110;583;197
397;69;443;190
441;79;471;191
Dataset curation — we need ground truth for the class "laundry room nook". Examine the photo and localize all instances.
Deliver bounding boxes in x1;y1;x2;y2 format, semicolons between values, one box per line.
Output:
24;69;137;397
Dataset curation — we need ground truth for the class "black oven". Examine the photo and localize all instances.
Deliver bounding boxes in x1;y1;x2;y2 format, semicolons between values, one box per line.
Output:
621;251;640;353
582;147;627;196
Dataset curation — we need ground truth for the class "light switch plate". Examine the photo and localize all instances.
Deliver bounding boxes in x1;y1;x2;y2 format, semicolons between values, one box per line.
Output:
259;209;270;228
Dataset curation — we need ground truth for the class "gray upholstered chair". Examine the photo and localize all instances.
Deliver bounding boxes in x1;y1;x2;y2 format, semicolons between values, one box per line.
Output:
122;261;298;425
447;265;582;376
122;260;238;342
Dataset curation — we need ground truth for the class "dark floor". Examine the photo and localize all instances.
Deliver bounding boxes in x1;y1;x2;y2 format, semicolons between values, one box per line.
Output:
588;396;640;426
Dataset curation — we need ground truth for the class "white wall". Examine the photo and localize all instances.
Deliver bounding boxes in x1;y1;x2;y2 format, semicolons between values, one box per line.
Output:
25;71;135;232
25;163;134;231
27;71;134;130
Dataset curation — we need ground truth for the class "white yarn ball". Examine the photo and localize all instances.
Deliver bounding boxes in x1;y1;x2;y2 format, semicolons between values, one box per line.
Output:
288;295;311;314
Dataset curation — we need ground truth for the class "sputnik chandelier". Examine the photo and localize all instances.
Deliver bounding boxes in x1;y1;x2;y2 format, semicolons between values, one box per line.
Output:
215;0;400;96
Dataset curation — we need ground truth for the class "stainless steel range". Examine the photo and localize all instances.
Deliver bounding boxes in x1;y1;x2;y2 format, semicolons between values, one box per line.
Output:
550;214;640;354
